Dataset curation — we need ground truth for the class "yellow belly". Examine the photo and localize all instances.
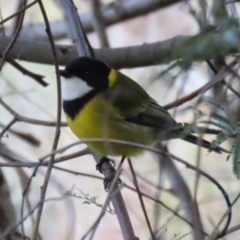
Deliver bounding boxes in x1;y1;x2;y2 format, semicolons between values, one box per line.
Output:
65;95;153;156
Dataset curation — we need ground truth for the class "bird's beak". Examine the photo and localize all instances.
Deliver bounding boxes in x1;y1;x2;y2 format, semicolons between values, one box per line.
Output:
59;69;71;78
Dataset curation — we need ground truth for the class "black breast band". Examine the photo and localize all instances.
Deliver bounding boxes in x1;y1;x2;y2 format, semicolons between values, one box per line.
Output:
63;89;98;120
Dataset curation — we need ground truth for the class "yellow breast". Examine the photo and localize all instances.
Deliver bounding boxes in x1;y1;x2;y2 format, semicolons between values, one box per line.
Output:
65;94;152;156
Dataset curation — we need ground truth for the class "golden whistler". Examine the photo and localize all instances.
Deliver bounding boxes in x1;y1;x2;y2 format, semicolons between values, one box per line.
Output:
60;57;224;156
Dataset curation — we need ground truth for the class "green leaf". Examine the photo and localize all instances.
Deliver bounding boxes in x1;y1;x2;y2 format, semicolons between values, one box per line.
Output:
211;113;231;125
153;62;179;81
209;131;229;152
210;113;233;133
152;61;184;93
199;120;226;130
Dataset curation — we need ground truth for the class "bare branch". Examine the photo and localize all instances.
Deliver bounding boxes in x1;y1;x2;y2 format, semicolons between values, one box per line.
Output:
7;58;48;87
164;60;237;110
0;25;239;68
9;0;183;41
31;0;62;238
0;117;17;139
127;158;154;239
0;122;40;146
0;146;90;168
0;0;38;26
0;97;67;127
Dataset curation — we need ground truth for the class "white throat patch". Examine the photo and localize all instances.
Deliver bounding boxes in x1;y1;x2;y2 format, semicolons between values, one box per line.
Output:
60;76;93;101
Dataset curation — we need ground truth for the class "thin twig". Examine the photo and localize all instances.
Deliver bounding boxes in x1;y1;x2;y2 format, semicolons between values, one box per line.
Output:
37;137;228;164
0;0;27;70
206;59;240;98
0;97;67;127
210;191;240;239
36;137;231;237
223;223;240;237
164;60;237;109
1;196;67;239
31;0;62;238
82;168;123;239
7;58;48;87
136;172;172;193
127;158;154;239
0;122;40;146
0;148;90;168
0;117;17;139
0;0;38;26
0;137;227;238
139;192;208;236
53;165;209;236
11;0;27;35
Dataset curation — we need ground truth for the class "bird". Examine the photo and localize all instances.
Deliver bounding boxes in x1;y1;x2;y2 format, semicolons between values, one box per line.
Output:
59;57;226;157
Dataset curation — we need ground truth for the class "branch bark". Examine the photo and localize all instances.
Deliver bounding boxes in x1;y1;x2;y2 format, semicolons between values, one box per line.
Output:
58;0;138;239
0;25;239;68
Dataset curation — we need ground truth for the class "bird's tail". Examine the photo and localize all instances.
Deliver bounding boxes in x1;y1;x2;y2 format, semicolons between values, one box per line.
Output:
183;134;228;154
159;130;229;154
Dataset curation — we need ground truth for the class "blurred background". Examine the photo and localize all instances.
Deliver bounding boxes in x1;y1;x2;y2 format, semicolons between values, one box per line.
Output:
0;0;239;239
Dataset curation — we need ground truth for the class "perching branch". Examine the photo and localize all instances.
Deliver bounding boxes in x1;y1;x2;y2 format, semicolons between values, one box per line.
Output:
57;0;138;239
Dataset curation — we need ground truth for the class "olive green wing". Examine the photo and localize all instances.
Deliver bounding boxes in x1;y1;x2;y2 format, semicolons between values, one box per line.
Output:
104;71;176;131
125;100;176;131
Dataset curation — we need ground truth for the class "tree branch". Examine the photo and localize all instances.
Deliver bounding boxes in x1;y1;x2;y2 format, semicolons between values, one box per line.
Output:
57;0;138;238
7;0;183;41
0;25;239;68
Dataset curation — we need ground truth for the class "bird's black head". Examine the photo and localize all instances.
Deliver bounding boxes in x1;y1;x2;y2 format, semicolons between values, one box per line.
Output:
60;57;110;90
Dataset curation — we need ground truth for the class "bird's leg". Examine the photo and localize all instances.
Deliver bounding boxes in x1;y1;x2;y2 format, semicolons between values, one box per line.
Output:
96;156;125;191
96;156;115;173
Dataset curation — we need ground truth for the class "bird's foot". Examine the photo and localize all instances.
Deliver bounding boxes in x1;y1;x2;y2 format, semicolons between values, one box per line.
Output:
96;157;115;173
96;157;121;191
104;173;122;192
